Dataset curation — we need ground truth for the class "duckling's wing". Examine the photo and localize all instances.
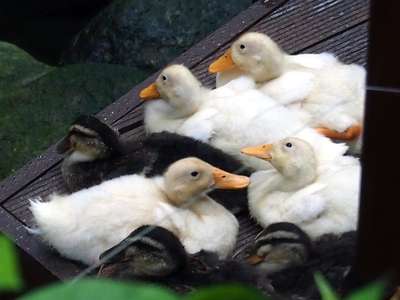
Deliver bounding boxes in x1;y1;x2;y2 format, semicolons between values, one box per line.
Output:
103;151;150;180
303;63;366;132
259;71;315;105
289;53;338;70
212;75;256;97
284;183;327;224
178;108;218;142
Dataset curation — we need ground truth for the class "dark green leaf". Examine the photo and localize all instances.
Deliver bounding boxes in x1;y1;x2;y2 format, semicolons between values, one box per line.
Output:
184;284;268;300
314;272;340;300
0;235;23;291
18;279;179;300
345;281;386;300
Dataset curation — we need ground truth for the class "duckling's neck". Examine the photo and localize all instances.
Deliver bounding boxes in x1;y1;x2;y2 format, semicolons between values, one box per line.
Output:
175;99;200;118
170;87;208;118
283;54;314;72
249;53;287;83
277;162;317;191
251;164;317;196
185;195;234;224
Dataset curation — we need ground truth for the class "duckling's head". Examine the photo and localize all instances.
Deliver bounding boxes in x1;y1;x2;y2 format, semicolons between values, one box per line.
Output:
99;225;187;279
241;137;317;180
246;222;312;274
163;157;250;207
56;115;121;162
209;32;284;82
139;65;204;115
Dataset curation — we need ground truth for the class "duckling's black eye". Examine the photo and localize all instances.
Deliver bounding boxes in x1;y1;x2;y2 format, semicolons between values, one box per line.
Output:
161;75;167;81
240;44;246;50
190;171;199;177
285;142;292;148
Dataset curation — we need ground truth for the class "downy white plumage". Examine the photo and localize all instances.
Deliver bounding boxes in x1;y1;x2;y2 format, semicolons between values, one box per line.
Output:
140;64;347;171
30;158;249;265
209;32;366;153
241;137;360;239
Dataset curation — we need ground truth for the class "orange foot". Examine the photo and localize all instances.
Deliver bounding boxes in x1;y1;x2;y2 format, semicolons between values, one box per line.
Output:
315;124;362;141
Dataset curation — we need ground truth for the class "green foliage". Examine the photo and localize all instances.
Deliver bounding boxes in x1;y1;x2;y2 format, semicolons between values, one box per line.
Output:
314;273;340;300
0;235;23;291
184;284;268;300
18;280;267;300
18;279;179;300
314;272;386;300
345;281;386;300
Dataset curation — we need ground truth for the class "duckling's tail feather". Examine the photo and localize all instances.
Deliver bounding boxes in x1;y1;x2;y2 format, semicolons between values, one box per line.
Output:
24;225;42;235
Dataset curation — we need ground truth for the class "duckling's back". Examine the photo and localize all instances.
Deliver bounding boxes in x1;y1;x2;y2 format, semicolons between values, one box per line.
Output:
30;174;173;265
303;156;361;238
208;88;339;170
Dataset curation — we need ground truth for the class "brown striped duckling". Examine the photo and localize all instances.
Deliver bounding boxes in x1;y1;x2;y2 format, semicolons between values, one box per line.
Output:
99;225;259;293
57;115;252;210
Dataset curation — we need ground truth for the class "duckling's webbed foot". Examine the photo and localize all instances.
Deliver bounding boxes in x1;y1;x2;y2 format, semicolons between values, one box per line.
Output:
315;124;362;141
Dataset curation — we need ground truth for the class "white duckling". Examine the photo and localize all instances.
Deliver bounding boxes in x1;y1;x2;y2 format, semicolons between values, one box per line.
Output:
140;64;347;171
30;157;249;265
241;137;360;239
209;32;366;153
140;64;256;141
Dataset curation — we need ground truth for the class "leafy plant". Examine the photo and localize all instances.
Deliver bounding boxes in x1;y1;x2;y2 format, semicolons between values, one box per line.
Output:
314;272;386;300
18;279;179;300
184;284;267;300
17;279;266;300
0;235;23;292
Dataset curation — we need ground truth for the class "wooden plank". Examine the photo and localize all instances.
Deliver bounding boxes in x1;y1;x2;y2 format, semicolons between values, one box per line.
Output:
0;0;287;206
304;22;368;65
254;0;369;53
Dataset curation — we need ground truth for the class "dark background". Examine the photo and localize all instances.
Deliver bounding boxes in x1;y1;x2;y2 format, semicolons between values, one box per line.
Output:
0;0;113;64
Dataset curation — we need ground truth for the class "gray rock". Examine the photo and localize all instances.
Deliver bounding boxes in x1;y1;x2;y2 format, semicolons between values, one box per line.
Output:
62;0;253;72
0;41;148;179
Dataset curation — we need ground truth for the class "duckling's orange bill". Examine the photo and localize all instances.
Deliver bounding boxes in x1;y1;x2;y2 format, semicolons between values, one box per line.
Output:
241;144;273;160
246;254;264;265
208;49;236;73
212;167;250;190
139;83;160;101
315;124;362;141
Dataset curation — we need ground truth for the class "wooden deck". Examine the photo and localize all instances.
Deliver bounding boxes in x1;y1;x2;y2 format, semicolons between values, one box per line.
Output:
0;0;369;280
